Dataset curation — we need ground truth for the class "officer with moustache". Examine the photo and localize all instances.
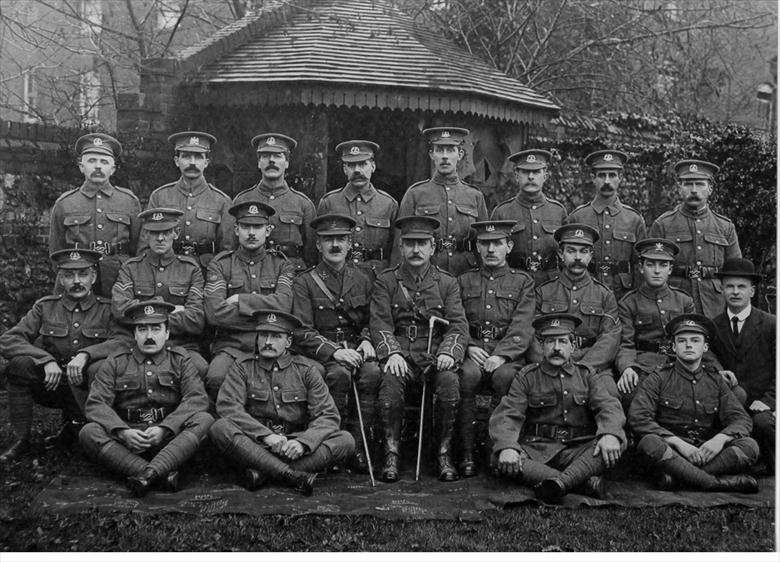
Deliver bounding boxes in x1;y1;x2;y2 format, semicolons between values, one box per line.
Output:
317;140;398;280
233;134;317;273
79;301;213;497
0;249;125;461
141;131;234;269
50;133;141;296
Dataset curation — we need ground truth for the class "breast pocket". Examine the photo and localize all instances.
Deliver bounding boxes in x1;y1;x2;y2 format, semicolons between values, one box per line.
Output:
227;278;245;297
667;230;693;245
105;213;131;240
63;214;92;239
579;303;605;330
540;300;569;313
365;216;391;237
195;208;221;225
454;204;478;220
155;372;181;403
167;285;190;305
81;326;109;343
415;205;440;217
658;396;683;413
703;232;729;264
247;387;270;416
528;393;558;409
134;285;156;298
114;377;141;394
612;230;636;247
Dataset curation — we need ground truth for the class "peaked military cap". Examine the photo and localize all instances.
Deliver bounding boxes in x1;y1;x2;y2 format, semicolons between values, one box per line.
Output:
423;127;469;146
634;238;679;261
585;149;628;170
75;133;122;159
532;313;582;337
674;159;720;180
665;313;715;338
229;201;275;225
715;257;763;283
125;299;176;325
336;140;379;163
471;220;517;241
395;215;441;239
50;248;102;270
311;213;356;236
554;223;599;246
139;208;183;231
251;133;297;154
253;309;302;333
168;131;216;153
509;149;552;170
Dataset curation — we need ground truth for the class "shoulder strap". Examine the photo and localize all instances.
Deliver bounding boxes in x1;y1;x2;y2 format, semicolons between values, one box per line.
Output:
308;270;338;307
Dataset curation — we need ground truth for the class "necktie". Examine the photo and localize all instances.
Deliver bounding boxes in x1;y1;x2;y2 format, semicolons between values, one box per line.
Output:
731;316;740;339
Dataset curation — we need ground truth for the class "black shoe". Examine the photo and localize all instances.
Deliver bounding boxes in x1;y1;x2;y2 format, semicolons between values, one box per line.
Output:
284;470;317;496
43;421;82;451
381;452;400;483
437;454;459;482
712;474;759;494
655;472;675;491
459;455;477;478
0;438;30;463
351;448;370;474
127;467;158;497
535;478;567;503
164;471;180;493
243;468;267;491
580;476;605;499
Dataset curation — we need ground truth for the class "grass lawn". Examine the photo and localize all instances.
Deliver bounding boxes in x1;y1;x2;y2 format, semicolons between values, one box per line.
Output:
0;396;775;553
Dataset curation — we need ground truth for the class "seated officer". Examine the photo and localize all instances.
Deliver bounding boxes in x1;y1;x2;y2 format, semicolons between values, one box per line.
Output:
209;310;354;495
457;220;535;477
371;215;469;482
113;208;207;378
0;249;124;462
490;313;625;503
629;314;759;493
204;201;295;401
292;214;380;473
79;301;213;497
616;238;694;407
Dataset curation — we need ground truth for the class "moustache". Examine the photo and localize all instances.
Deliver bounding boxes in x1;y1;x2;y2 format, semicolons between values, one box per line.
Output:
350;173;366;181
69;284;85;292
550;352;564;358
91;172;105;177
687;194;702;201
185;165;199;171
261;344;275;351
143;338;156;346
329;247;343;254
264;165;279;171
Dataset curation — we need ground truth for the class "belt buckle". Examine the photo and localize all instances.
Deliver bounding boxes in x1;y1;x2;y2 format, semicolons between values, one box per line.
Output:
440;239;455;250
407;325;418;341
599;264;611;274
658;343;672;355
526;257;541;272
688;265;701;279
482;326;495;339
91;241;108;255
180;244;196;256
335;328;345;343
350;247;365;263
271;423;285;435
555;427;570;440
139;409;156;424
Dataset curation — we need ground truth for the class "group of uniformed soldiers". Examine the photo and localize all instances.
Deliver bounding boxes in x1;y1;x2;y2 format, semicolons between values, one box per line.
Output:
0;125;773;503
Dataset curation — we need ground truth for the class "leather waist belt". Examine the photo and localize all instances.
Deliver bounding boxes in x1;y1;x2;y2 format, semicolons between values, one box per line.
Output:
574;335;597;348
666;424;713;444
436;238;472;253
636;340;672;354
588;260;631;275
671;265;718;279
123;407;171;424
88;241;128;256
258;418;304;436
174;240;216;256
320;328;360;344
526;423;596;441
349;246;384;263
469;325;506;340
395;324;431;342
267;244;302;258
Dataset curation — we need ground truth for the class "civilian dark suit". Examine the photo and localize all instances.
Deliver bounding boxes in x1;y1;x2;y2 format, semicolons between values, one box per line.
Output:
711;306;776;469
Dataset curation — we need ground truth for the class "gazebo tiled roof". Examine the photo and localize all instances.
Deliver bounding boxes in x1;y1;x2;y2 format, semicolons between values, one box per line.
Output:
176;0;558;124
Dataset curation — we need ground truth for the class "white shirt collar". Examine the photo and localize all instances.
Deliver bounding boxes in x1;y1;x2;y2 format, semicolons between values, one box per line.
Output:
728;304;751;323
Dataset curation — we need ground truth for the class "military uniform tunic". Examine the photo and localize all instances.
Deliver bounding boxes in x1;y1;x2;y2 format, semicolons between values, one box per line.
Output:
648;205;741;317
233;180;317;272
393;173;488;276
141;177;234;268
317;183;398;277
629;361;752;445
205;248;295;354
534;271;620;372
458;264;535;361
490;192;567;285
616;285;694;375
567;198;646;299
112;252;205;351
490;361;626;463
216;351;342;452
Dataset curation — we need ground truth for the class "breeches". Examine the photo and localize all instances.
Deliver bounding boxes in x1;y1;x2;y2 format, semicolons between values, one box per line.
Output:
460;358;516;398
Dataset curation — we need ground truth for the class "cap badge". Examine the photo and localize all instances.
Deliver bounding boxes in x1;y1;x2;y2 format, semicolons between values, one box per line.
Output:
248;205;259;215
441;130;451;138
266;137;276;145
574;229;584;238
689;164;698;172
349;146;360;155
685;320;696;326
189;136;200;146
526;154;536;162
655;242;665;251
144;305;155;316
268;313;277;323
69;251;81;261
604;153;613;161
551;319;560;327
92;138;103;146
152;212;163;221
486;224;496;232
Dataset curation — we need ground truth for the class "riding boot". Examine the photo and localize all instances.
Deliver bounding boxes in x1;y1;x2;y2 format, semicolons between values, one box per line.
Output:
1;383;34;462
436;399;459;482
701;445;756;476
96;440;148;477
379;400;402;482
458;395;477;478
290;445;334;474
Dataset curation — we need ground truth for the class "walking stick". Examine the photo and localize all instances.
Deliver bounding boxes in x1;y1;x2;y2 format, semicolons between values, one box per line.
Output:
344;342;376;487
415;316;450;481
